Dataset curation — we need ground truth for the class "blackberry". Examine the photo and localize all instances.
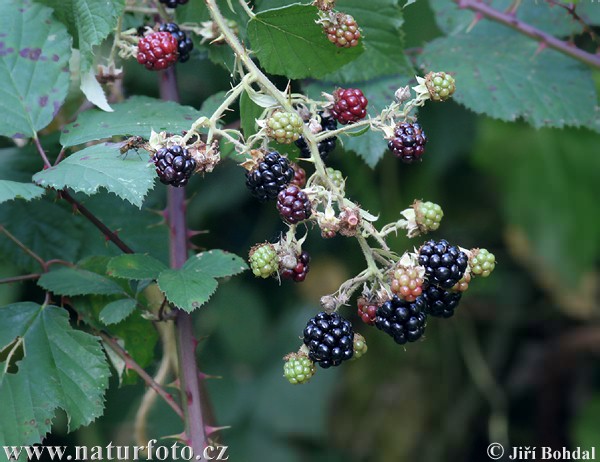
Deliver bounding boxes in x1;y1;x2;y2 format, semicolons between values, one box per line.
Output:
137;31;179;71
290;163;306;188
159;23;193;63
322;13;361;48
375;295;427;345
159;0;189;7
331;88;368;125
280;250;310;282
245;151;294;201
418;239;468;289
267;111;304;144
390;265;425;302
283;353;315;384
415;200;443;233
357;297;377;325
295;112;337;161
470;248;496;277
388;122;428;164
423;284;462;318
249;243;278;279
277;185;312;224
152;146;196;187
303;311;354;368
425;71;456;102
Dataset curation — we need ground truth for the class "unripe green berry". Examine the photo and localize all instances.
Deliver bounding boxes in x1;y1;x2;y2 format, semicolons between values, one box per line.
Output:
352;333;368;360
267;111;304;144
425;71;456;102
249;243;278;278
470;248;496;277
316;167;345;190
415;200;443;232
283;354;316;384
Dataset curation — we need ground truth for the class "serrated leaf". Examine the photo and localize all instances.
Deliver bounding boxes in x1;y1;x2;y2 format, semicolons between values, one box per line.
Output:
80;67;113;112
107;254;168;280
157;250;247;312
184;249;248;278
419;32;599;131
0;0;71;139
37;0;125;72
33;143;156;208
0;303;109;446
60;96;202;147
322;0;413;83
0;181;45;204
247;4;364;79
99;299;137;325
38;268;125;296
157;268;218;313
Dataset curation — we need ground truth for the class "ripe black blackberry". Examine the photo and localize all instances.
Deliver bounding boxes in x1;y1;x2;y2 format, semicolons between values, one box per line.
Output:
295;112;338;161
245;151;294;201
159;0;189;7
159;23;193;63
303;312;354;368
277;185;312;224
280;250;310;282
153;146;196;187
388;122;427;164
375;295;427;345
422;284;462;318
418;239;468;289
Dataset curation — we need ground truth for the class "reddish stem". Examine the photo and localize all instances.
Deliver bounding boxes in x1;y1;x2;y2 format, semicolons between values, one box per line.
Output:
0;273;41;284
456;0;600;69
160;66;209;453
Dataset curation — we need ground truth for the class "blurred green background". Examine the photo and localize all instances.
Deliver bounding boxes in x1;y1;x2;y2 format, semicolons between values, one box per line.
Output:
1;1;599;461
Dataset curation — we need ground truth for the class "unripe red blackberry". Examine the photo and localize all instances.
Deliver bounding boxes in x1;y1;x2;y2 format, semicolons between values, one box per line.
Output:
390;265;425;302
152;146;196;187
331;88;368;125
280;250;310;282
277;185;312;224
159;23;193;63
357;297;377;325
290;163;306;188
322;13;361;48
137;31;179;71
388;122;427;164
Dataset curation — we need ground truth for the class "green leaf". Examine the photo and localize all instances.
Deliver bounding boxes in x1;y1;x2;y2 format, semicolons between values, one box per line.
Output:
157;250;247;312
33;143;156;208
60;96;203;147
240;91;264;139
157;268;218;313
0;303;109;446
107;254;168;280
99;299;137;325
37;0;125;73
572;394;600;452
419;32;599;131
184;249;248;278
247;4;364;79
322;0;413;83
0;181;44;204
0;0;71;139
38;268;126;296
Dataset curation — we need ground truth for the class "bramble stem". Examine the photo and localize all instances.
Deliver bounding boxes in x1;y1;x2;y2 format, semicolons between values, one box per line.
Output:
100;332;184;419
160;66;209;453
0;274;41;284
33;137;52;168
0;225;47;270
456;0;600;69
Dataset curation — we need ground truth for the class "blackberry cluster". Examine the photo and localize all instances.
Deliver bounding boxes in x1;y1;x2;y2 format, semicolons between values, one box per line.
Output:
283;354;315;385
159;0;189;7
267;111;304;144
390;265;424;302
388;122;427;164
303;312;354;368
415;200;443;233
423;285;462;318
375;295;427;345
277;185;312;224
159;23;193;63
418;239;468;289
295;112;338;161
153;146;196;187
245;151;294;201
357;297;377;326
137;31;179;71
331;88;368;125
280;250;310;282
322;13;361;48
249;243;278;279
470;248;496;277
425;71;456;102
